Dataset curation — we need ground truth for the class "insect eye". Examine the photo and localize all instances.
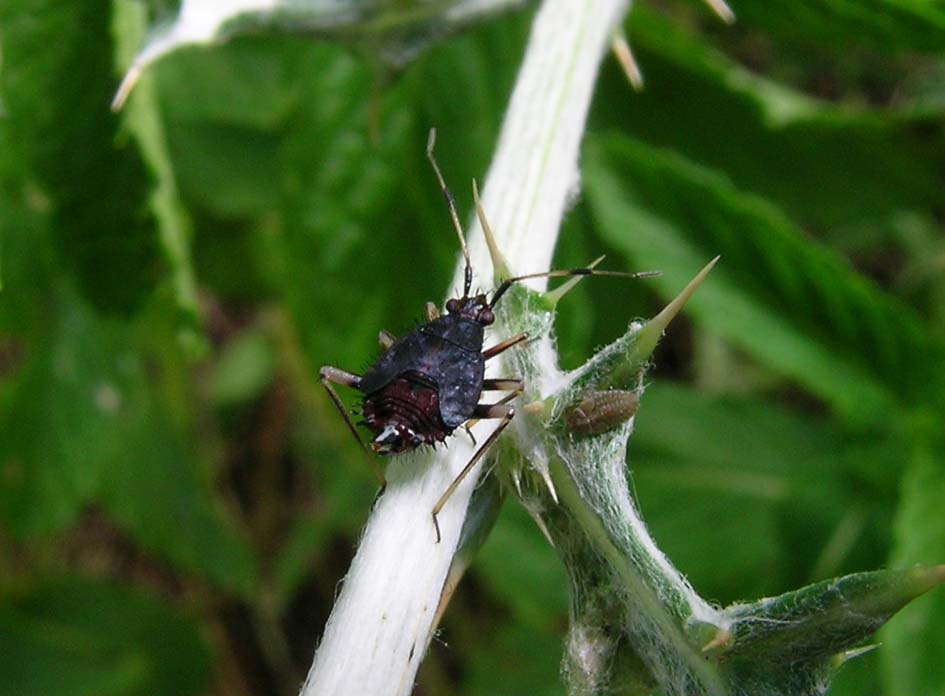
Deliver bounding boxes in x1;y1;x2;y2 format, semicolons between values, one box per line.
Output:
446;299;461;313
479;308;495;325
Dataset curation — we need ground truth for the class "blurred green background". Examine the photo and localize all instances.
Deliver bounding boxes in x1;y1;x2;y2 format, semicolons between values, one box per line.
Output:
2;0;945;694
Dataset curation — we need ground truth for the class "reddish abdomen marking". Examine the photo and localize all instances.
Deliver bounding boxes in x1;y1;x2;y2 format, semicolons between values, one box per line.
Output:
362;372;451;447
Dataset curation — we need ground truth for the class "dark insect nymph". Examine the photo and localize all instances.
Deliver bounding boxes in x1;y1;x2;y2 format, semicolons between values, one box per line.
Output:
320;129;653;542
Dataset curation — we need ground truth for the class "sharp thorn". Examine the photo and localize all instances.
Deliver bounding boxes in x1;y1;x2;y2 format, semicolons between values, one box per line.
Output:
701;628;732;653
612;32;644;91
702;0;736;24
539;465;558;504
631;256;719;364
112;64;142;111
532;513;556;547
512;468;523;498
473;178;511;282
834;643;880;667
650;256;719;334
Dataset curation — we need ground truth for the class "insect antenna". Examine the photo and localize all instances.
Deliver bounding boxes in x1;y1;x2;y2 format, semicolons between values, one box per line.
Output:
489;267;660;309
426;128;473;298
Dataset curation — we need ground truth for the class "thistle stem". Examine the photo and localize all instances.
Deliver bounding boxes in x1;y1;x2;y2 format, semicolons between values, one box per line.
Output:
301;0;630;693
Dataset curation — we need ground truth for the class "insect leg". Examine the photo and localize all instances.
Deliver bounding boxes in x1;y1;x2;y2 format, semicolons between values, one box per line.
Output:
431;403;515;543
461;383;522;430
377;330;396;351
319;366;385;486
482;333;528;360
462;425;477;447
472;178;510;278
425;302;440;321
482;378;525;391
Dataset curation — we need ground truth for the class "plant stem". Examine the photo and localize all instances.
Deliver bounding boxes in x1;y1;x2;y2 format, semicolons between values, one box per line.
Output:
300;0;629;693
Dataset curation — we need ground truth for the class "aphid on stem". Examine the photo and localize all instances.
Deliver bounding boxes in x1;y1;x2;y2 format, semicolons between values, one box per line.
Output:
319;128;656;542
565;390;640;436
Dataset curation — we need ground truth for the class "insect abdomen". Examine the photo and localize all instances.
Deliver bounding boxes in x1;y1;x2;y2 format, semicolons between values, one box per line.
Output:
361;372;452;454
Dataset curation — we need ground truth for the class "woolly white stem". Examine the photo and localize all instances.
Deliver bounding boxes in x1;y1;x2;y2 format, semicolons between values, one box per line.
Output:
464;0;630;285
300;0;629;694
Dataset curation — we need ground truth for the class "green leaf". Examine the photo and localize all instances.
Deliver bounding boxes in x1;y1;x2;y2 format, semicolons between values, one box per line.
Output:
0;287;254;596
0;187;57;332
728;0;945;54
113;0;205;355
467;620;566;696
882;444;945;696
717;567;945;695
0;0;161;314
0;293;125;536
827;648;884;696
99;408;257;598
262;44;433;375
113;0;532;109
154;36;301;131
725;567;945;657
207;328;276;406
583;134;945;425
0;579;210;696
630;383;848;601
165;123;284;219
476;501;568;628
152;36;303;218
631;384;901;583
593;9;945;233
